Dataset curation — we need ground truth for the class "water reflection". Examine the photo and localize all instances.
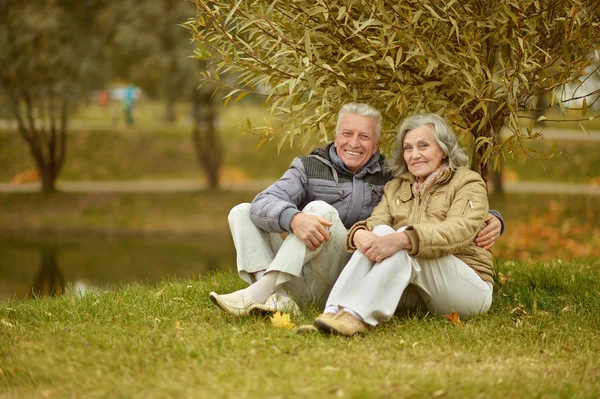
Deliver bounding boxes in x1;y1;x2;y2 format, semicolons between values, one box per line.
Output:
0;235;236;300
31;248;65;298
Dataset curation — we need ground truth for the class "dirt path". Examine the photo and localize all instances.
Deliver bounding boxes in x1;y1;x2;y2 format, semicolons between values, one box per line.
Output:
1;179;598;195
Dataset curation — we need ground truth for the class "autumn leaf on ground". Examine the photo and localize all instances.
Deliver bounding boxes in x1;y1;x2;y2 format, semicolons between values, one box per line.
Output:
270;312;295;329
510;307;528;317
443;310;461;326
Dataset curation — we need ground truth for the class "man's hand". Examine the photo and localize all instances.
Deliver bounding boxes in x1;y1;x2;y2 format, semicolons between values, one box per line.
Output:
475;213;502;250
290;213;333;250
364;232;410;263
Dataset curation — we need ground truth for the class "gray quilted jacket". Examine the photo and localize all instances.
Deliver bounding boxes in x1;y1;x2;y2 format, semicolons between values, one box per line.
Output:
250;143;391;233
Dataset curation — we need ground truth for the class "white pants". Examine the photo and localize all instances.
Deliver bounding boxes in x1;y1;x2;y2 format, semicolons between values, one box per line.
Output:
326;224;493;326
228;201;351;306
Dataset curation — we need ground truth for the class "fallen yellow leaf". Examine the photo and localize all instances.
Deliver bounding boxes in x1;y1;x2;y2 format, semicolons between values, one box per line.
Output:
270;312;295;329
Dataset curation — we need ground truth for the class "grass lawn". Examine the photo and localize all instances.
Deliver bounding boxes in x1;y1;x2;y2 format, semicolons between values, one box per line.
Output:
503;140;600;184
1;259;599;398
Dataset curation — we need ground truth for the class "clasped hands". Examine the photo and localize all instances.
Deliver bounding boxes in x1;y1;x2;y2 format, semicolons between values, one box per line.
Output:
354;229;410;263
353;213;503;263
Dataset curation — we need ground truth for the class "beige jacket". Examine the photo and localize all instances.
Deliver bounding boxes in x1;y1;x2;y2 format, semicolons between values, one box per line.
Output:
346;166;494;284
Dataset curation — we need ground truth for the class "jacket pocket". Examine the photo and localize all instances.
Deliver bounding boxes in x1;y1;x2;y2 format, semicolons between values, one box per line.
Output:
310;183;345;202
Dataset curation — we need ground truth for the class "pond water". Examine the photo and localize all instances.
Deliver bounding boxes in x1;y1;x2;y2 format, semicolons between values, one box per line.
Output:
0;235;236;300
2;193;597;300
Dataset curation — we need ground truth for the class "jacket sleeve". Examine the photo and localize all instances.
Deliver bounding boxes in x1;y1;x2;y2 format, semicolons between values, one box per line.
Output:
405;174;489;258
489;209;505;235
249;157;308;233
345;181;395;251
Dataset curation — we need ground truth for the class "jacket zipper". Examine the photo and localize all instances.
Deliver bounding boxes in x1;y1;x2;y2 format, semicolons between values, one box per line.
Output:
461;198;474;216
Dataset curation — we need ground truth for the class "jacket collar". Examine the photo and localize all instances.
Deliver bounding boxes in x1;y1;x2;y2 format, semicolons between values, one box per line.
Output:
400;165;454;185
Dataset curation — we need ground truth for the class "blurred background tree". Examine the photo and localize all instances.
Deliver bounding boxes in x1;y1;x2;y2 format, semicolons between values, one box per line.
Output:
187;0;600;183
108;0;195;123
0;0;111;192
107;0;222;187
1;0;223;190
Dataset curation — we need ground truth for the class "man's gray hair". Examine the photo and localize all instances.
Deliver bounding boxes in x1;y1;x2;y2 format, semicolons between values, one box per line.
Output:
387;113;469;177
335;103;382;140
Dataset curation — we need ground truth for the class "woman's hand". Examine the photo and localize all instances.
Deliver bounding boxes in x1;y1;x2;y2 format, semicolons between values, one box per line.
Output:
353;229;376;253
364;232;411;263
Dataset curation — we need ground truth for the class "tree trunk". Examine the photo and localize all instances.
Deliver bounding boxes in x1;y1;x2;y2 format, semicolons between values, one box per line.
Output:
471;141;490;183
489;167;504;195
8;89;69;193
192;90;222;189
164;99;177;123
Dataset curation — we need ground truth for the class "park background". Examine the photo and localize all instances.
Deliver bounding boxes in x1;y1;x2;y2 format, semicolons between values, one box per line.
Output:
1;0;599;398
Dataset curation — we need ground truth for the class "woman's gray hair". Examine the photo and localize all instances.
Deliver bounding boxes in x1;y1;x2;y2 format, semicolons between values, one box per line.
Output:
335;103;382;140
386;113;469;177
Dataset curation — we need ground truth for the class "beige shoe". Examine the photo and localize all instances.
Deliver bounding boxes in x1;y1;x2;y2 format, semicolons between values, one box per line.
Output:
209;289;254;316
312;312;339;334
314;310;369;336
250;294;301;316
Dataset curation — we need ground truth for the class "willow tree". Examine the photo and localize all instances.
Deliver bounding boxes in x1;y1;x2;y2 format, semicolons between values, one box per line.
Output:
186;0;599;181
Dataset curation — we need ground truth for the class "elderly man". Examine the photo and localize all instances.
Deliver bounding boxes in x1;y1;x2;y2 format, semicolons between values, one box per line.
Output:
210;103;503;316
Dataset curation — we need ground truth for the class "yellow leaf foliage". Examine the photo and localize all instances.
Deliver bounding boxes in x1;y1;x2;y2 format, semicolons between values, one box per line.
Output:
186;0;600;180
270;312;295;329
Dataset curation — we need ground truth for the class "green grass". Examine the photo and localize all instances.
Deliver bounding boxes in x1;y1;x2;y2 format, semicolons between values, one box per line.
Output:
1;259;599;398
504;140;600;184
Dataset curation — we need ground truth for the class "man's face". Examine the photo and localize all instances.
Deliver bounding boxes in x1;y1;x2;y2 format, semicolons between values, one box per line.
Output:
334;113;379;174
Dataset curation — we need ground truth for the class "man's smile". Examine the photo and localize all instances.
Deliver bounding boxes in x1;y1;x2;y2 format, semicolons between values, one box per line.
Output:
344;149;363;156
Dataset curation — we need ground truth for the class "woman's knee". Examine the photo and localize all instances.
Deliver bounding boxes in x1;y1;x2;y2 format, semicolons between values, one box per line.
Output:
372;224;395;236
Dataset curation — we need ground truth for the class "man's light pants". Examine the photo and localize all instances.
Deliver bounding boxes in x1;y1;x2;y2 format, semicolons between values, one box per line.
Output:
326;224;493;325
228;201;350;306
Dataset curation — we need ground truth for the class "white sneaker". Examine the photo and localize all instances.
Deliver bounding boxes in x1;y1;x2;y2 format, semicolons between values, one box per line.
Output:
250;294;301;316
209;289;254;316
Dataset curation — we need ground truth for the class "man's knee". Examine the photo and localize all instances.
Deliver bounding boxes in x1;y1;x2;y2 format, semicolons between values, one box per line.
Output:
372;224;395;236
228;203;252;224
301;201;339;222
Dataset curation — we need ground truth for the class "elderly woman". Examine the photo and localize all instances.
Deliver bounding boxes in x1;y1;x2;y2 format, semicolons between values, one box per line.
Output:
313;113;494;336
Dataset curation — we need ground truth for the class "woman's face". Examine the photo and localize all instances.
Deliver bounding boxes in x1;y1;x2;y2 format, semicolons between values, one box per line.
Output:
403;126;446;179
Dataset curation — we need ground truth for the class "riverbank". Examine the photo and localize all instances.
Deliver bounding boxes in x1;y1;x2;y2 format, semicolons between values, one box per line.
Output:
2;259;599;398
1;190;598;261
